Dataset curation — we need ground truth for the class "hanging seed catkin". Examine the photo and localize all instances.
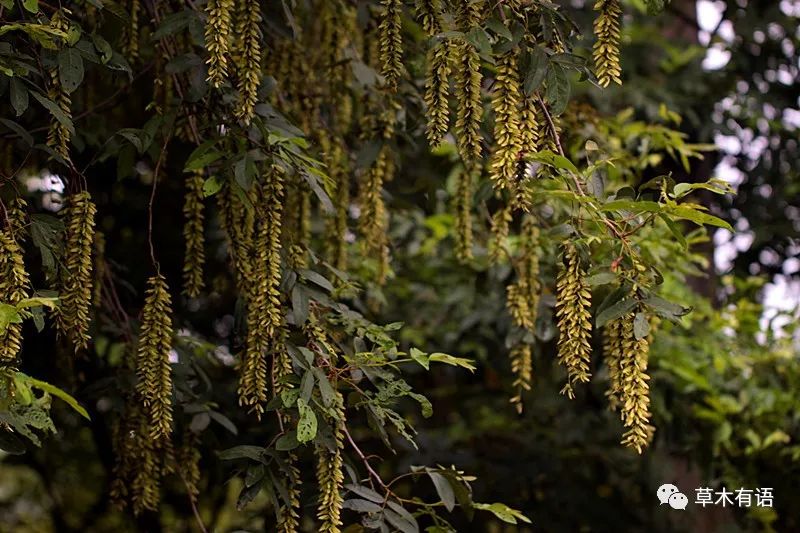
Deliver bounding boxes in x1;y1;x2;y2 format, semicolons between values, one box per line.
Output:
233;0;263;124
135;274;174;442
419;0;450;147
593;0;622;87
454;165;475;262
509;343;532;414
619;313;652;453
46;12;72;161
454;0;484;164
182;171;206;298
489;51;523;194
603;316;625;411
316;393;345;533
555;243;592;398
379;0;403;91
239;169;284;414
0;230;30;367
57;192;97;351
205;0;234;87
488;205;511;265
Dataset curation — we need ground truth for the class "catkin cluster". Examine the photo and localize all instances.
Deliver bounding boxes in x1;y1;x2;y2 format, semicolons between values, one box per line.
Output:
506;218;541;332
56;192;97;352
0;228;30;367
419;0;451;147
454;0;484;164
204;0;234;87
316;392;345;533
233;0;263;123
617;314;652;453
46;11;72;161
488;205;511;265
135;274;175;442
182;171;206;298
379;0;404;91
489;51;523;194
593;0;623;87
509;343;532;414
555;243;592;398
239;168;285;415
454;165;476;262
218;183;256;295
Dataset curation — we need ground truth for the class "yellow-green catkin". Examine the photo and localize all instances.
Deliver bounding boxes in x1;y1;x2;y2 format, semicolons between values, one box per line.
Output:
509;343;532;413
274;342;301;533
593;0;622;87
110;400;165;514
233;0;262;124
218;183;256;296
323;138;350;272
489;51;523;195
176;429;202;503
619;313;652;453
205;0;234;88
316;392;345;533
379;0;403;91
135;274;174;442
454;0;483;164
517;95;541;195
603;317;624;411
506;217;540;332
93;231;106;307
46;11;72;161
0;229;30;367
7;198;28;240
239;169;284;415
555;243;592;398
419;0;451;147
454;165;475;262
487;205;511;265
182;171;206;298
57;192;97;352
124;0;141;62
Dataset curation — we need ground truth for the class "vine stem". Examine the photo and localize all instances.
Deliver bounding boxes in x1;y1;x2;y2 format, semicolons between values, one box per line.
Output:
149;134;172;274
342;425;390;491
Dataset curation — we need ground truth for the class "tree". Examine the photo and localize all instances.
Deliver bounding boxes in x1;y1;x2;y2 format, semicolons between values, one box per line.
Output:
0;1;795;532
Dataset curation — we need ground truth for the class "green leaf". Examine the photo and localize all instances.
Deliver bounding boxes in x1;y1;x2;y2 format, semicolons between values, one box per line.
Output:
345;484;384;503
291;284;309;325
658;213;687;249
429;353;476;372
299;269;333;292
409;347;429;370
0;119;34;146
22;0;38;13
428;471;456;512
0;430;26;455
209;411;238;435
202;176;222;197
545;64;570;116
633;312;650;340
184;150;222;172
474;503;531;525
218;445;267;462
296;397;318;443
10;78;28;116
58;48;84;93
342;498;383;513
275;431;299;451
0;303;23;334
668;206;733;231
15;373;90;420
31;91;74;134
586;271;617;286
91;34;113;63
485;17;512;41
600;200;662;213
642;295;692;321
595;298;637;328
312;367;336;408
523;46;548;95
152;10;193;40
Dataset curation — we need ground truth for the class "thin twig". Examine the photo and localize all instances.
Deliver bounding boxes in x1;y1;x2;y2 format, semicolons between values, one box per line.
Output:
148;134;171;274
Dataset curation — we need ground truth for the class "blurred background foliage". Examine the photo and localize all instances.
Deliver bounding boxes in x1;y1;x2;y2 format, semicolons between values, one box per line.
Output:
1;0;799;532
